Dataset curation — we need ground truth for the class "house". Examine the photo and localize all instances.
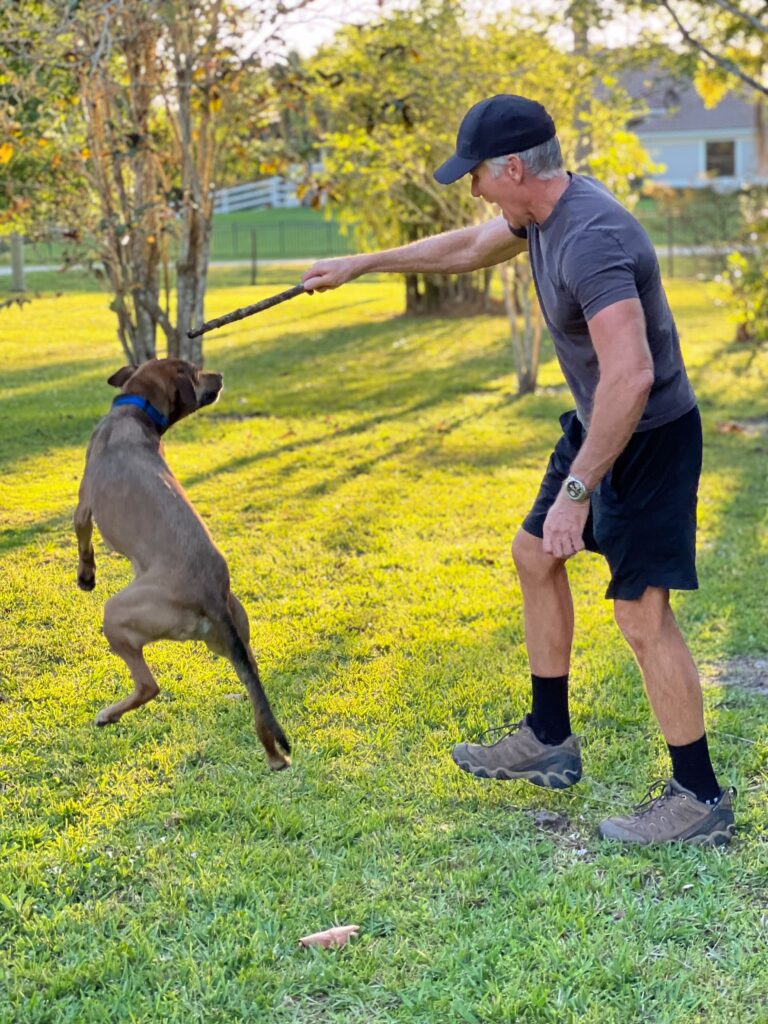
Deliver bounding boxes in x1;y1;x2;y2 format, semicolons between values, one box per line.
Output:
625;69;767;189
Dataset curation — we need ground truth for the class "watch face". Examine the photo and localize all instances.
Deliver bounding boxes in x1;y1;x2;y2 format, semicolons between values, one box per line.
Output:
566;477;586;501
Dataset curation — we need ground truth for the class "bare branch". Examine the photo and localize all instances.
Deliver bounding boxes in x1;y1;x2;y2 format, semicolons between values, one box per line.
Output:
661;0;768;94
709;0;768;36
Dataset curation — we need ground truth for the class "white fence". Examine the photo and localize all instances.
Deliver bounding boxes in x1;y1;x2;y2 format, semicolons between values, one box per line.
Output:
213;177;300;214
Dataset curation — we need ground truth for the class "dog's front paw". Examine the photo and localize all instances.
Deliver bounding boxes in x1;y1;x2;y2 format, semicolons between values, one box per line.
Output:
77;570;96;591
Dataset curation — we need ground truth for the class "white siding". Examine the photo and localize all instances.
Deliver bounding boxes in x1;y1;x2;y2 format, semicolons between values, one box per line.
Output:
636;128;759;188
737;138;760;181
643;139;701;185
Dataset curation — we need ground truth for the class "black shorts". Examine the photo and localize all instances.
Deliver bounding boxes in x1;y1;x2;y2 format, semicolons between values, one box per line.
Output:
522;406;702;601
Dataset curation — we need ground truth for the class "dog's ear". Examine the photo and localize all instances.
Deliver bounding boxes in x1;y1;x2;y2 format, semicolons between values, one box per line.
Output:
175;368;198;410
107;365;138;388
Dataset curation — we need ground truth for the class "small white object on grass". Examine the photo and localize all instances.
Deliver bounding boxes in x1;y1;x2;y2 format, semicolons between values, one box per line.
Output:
299;925;360;949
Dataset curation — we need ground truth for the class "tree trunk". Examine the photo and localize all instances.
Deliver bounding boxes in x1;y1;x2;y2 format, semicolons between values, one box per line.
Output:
175;205;211;364
500;258;543;396
10;234;25;293
404;271;488;314
756;98;767;178
568;0;598;171
79;14;162;365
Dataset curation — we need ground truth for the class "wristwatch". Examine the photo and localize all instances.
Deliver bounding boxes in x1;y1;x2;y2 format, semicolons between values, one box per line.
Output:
564;475;591;503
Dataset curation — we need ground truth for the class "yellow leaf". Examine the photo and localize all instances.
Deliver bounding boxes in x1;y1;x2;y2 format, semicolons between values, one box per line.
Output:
0;142;13;164
210;94;222;113
693;66;729;109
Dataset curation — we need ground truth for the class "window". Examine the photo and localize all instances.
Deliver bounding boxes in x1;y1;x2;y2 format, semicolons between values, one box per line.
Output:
705;141;735;177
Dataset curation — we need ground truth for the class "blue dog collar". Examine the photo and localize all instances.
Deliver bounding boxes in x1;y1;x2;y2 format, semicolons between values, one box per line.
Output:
112;394;169;430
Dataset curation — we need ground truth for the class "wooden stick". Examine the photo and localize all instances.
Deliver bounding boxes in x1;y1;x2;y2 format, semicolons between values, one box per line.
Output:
187;283;306;338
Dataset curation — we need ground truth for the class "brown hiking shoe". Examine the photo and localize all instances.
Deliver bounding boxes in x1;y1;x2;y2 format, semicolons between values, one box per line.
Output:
451;716;582;789
598;779;736;846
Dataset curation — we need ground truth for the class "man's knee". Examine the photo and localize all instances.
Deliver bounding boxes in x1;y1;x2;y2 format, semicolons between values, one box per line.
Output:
512;528;563;581
613;587;669;651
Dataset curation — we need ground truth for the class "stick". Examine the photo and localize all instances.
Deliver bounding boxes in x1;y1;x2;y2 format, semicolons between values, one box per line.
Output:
187;283;306;338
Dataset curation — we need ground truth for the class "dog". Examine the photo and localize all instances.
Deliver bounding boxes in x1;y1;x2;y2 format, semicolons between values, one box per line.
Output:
74;358;291;770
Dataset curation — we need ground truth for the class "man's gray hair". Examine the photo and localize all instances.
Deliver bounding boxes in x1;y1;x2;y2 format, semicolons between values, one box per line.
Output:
485;136;565;180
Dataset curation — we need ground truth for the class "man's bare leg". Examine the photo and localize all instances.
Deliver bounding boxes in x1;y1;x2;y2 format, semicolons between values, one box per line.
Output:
613;586;704;745
449;528;582;785
598;585;732;844
612;585;723;810
511;529;573;677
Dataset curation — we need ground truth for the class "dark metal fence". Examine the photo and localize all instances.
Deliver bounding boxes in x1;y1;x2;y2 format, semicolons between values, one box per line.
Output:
209;219;352;262
0;193;744;279
0;217;353;269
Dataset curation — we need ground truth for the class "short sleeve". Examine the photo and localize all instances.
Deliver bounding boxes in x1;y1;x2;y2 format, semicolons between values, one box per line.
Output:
561;229;639;322
508;222;527;239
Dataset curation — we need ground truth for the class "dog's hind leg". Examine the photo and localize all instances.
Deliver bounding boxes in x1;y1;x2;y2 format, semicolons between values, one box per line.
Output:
96;582;178;726
74;499;96;591
203;592;250;656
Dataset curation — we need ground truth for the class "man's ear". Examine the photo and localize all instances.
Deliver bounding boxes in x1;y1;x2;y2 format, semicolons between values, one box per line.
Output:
107;365;138;388
175;370;197;409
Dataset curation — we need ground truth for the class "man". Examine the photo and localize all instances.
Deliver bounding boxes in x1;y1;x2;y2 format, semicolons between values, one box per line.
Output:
301;94;735;846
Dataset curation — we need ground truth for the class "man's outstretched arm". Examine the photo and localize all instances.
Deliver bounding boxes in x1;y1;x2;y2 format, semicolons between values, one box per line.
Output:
301;216;527;292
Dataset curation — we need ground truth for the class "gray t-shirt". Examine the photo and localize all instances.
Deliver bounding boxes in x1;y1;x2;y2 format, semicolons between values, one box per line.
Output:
510;173;696;431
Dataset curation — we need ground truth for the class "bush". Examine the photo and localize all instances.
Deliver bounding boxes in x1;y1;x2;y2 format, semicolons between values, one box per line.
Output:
721;186;768;350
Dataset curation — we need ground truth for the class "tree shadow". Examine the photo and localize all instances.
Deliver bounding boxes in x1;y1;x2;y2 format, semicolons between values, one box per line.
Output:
0;510;73;556
0;357;115;472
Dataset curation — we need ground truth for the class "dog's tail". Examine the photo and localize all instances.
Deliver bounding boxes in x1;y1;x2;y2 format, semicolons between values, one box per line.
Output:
216;606;291;770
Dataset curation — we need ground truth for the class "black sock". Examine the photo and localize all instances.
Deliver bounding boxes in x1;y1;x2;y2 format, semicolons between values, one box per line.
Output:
528;673;571;746
667;734;721;803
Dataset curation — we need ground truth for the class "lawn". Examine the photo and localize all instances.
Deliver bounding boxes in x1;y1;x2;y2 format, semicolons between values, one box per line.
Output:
0;272;766;1023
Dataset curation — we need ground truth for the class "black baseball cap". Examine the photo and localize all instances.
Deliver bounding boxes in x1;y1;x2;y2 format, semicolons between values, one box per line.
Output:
434;94;557;184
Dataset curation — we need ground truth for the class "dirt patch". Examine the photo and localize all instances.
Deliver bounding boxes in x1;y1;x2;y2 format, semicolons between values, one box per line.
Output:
700;655;768;697
531;809;570;832
715;418;768;437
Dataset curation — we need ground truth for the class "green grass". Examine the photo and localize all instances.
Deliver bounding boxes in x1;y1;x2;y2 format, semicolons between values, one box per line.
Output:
1;276;767;1023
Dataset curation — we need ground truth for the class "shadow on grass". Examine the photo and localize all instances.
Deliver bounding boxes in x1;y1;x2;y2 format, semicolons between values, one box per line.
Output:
0;357;115;472
0;511;74;556
1;307;527;479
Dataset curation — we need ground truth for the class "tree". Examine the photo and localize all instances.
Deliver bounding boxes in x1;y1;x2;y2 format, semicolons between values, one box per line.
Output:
291;3;655;323
631;1;768;345
647;0;767;98
720;186;768;353
0;0;312;362
0;4;87;265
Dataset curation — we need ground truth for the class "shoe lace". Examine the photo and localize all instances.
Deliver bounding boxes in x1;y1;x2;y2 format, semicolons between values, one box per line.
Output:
634;779;675;817
473;718;525;745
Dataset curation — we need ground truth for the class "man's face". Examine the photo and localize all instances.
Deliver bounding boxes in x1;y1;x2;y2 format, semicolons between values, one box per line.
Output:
469;158;526;227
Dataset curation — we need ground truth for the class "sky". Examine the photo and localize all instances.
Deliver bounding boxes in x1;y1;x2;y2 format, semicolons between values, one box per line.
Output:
277;0;391;57
277;0;670;57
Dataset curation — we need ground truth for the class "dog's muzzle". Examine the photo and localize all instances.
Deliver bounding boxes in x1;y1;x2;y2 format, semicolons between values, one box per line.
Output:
198;374;223;408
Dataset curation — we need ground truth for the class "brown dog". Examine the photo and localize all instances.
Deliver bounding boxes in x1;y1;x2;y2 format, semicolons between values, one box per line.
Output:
74;358;291;770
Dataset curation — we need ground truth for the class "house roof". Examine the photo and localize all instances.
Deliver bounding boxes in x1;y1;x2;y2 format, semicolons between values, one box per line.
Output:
622;67;755;132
